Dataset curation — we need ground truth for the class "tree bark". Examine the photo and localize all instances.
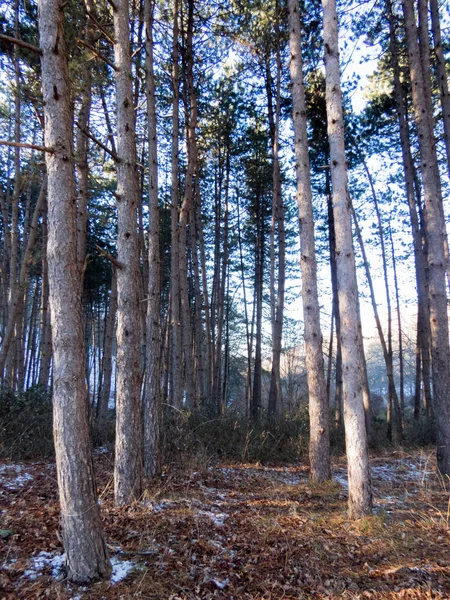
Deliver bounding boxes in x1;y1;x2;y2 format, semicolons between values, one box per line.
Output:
96;269;117;445
288;0;330;481
430;0;450;178
402;0;450;476
178;0;197;408
386;0;432;420
113;0;143;505
76;0;95;271
267;2;285;419
170;0;182;409
38;0;110;581
251;189;264;424
322;0;372;518
143;0;162;478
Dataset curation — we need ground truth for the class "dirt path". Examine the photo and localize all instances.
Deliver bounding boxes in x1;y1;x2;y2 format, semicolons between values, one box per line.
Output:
1;451;449;599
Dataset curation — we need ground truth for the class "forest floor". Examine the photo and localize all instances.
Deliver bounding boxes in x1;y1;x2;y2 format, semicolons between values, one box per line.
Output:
1;449;450;599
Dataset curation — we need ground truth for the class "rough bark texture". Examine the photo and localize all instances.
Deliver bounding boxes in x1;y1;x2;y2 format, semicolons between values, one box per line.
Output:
288;0;330;482
113;0;143;505
386;0;431;419
170;0;182;409
430;0;450;178
267;11;285;419
38;0;110;581
143;0;161;477
322;0;372;518
178;0;197;408
402;0;450;477
75;0;94;270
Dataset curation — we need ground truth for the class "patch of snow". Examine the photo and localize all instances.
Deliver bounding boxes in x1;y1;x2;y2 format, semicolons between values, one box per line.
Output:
371;461;433;483
213;577;229;589
279;474;302;485
94;446;109;455
334;473;348;490
0;464;34;490
198;510;228;527
110;556;135;584
150;500;175;513
23;551;65;580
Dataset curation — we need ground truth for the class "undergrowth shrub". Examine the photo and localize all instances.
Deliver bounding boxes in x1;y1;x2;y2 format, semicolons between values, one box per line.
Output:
161;408;310;470
403;416;436;447
0;385;54;459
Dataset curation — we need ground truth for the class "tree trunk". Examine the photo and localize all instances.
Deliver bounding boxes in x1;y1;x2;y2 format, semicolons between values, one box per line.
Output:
212;147;229;414
143;0;161;478
38;207;52;388
387;0;432;421
0;178;47;377
76;0;94;271
196;190;213;402
267;3;285;419
351;150;403;440
178;0;198;408
251;189;264;424
390;227;405;428
38;0;110;581
96;269;117;445
288;0;330;481
402;0;450;476
430;0;450;178
237;192;252;413
322;0;372;518
113;0;143;505
170;0;182;409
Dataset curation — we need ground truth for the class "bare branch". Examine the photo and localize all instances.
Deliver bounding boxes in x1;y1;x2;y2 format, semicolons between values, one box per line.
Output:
75;121;119;161
95;245;123;269
86;10;116;45
0;140;53;153
76;38;118;71
0;33;42;55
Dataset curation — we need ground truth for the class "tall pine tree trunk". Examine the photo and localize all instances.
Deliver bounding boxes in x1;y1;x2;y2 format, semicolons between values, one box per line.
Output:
288;0;330;481
322;0;372;518
430;0;450;178
170;0;182;408
386;0;432;420
96;269;117;445
113;0;143;505
267;2;285;419
38;0;110;581
402;0;450;476
143;0;161;477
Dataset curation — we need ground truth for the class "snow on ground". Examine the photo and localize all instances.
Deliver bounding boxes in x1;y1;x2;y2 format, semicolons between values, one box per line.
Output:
197;509;228;526
19;550;136;585
110;555;136;584
0;464;34;490
22;551;65;580
333;457;434;494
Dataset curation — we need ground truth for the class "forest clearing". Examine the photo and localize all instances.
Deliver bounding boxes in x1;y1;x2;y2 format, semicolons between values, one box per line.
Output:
1;0;450;595
1;448;450;599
